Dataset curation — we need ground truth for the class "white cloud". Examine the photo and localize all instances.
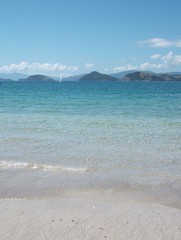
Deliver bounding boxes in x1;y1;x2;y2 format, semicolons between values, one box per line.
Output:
138;38;181;48
150;54;161;60
113;52;181;72
139;62;164;70
0;62;79;75
85;63;94;69
113;63;163;72
176;41;181;47
104;68;109;72
162;51;181;68
114;64;139;72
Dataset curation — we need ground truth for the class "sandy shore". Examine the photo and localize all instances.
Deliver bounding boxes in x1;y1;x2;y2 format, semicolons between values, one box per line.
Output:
0;196;180;240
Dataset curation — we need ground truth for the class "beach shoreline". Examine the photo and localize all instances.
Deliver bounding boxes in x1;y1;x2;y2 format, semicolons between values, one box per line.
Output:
0;81;181;239
0;193;181;240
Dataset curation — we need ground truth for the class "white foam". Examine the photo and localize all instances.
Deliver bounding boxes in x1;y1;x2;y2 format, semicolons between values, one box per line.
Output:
0;160;29;168
0;160;89;173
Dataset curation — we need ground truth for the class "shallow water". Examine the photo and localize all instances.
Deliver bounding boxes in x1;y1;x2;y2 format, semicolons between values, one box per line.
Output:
0;81;181;206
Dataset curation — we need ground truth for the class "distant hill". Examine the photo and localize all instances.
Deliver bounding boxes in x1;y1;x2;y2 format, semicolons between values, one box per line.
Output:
110;70;160;79
63;74;85;81
0;73;29;81
122;71;181;81
19;74;56;82
110;70;137;79
160;72;181;76
159;73;181;81
1;71;181;83
0;77;13;82
79;71;118;81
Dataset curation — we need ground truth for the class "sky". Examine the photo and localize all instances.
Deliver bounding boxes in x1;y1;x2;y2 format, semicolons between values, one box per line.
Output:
0;0;181;77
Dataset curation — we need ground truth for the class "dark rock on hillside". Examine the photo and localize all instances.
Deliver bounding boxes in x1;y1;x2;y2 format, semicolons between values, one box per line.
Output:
159;74;181;81
161;72;181;76
79;71;118;81
123;71;167;81
123;71;181;81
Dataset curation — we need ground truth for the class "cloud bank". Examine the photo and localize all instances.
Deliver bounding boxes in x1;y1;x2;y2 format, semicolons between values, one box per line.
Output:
0;62;79;75
150;54;161;60
138;38;181;48
85;63;94;69
114;52;181;72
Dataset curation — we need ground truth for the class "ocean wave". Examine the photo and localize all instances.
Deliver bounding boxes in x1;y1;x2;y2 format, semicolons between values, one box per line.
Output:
0;160;91;173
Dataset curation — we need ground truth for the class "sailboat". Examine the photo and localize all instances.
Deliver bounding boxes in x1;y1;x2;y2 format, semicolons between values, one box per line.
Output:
59;73;62;82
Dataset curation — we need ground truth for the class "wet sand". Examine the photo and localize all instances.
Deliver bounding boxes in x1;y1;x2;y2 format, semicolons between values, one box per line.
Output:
0;196;181;240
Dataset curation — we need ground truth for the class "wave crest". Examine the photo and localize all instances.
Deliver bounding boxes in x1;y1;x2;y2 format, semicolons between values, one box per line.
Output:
0;160;91;173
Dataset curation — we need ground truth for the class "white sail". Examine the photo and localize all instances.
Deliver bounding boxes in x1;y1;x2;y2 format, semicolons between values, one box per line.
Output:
59;73;62;82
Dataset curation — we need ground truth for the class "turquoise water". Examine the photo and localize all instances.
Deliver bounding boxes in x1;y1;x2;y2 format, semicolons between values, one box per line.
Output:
0;81;181;205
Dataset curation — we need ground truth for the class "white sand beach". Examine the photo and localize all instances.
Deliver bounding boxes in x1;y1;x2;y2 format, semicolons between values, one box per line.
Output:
0;196;181;240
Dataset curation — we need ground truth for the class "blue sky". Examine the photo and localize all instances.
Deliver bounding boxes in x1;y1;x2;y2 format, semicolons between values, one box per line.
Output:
0;0;181;77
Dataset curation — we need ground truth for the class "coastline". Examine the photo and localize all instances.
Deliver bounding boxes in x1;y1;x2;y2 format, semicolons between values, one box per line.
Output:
0;195;181;240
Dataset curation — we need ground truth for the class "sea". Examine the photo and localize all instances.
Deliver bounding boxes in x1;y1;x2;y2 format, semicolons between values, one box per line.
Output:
0;81;181;207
